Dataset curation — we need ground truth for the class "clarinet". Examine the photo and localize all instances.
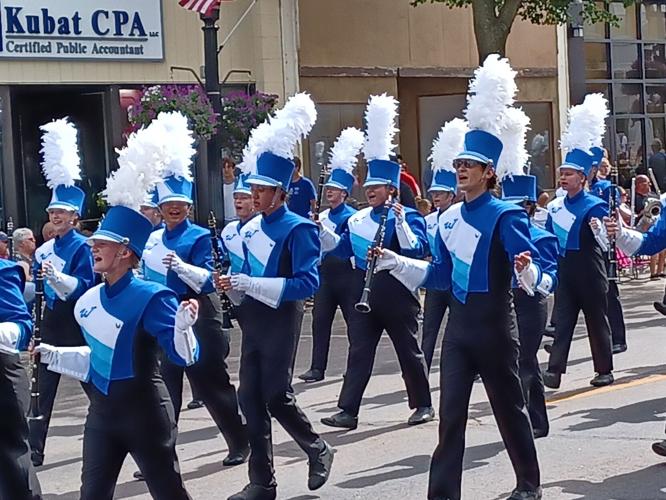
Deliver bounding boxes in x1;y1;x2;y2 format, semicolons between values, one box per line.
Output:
208;211;234;330
607;171;619;282
313;141;326;222
355;194;393;313
6;216;14;260
29;271;44;420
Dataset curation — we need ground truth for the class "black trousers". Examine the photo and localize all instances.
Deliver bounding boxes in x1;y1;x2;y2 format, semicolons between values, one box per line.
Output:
29;303;85;458
0;352;41;500
607;279;626;347
514;290;549;435
80;381;190;500
338;271;431;416
547;275;613;375
161;293;247;452
421;288;449;372
428;299;540;499
236;297;322;488
308;259;355;373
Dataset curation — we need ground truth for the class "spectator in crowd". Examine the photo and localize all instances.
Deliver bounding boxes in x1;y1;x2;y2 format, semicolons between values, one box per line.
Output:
0;232;8;259
416;197;432;217
648;139;666;193
396;154;422;198
634;174;655;216
287;156;317;218
12;228;36;277
40;221;56;245
222;157;238;224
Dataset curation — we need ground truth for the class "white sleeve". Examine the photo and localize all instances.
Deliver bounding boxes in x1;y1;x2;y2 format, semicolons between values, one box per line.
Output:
0;322;22;354
616;228;645;256
388;255;431;291
47;271;80;301
246;277;286;309
43;346;91;382
395;219;419;250
319;225;341;253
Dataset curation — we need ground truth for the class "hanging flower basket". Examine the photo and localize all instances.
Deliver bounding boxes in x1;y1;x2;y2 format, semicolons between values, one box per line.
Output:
128;84;219;141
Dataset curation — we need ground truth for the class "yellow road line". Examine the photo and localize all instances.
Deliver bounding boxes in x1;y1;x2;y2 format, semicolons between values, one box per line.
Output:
547;374;666;404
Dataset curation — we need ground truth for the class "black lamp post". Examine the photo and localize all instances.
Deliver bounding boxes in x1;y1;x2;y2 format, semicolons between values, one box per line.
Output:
567;0;586;106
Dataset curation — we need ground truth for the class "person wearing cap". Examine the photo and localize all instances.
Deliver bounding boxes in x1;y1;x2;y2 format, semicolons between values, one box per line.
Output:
543;94;614;390
587;147;627;354
35;129;200;497
502;174;558;439
29;118;95;467
0;258;42;500
217;93;333;500
373;58;544;500
298;127;362;384
139;189;164;231
141;114;249;468
319;95;434;431
219;174;258;276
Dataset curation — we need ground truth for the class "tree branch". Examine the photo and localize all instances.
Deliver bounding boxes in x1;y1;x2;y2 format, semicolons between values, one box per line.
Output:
498;0;523;30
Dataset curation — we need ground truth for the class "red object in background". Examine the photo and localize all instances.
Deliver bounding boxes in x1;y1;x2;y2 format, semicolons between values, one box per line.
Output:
178;0;222;16
401;171;421;198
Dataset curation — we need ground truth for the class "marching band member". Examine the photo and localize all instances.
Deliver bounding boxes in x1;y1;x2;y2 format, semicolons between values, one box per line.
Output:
29;118;95;467
139;189;165;231
497;107;558;439
542;94;614;390
373;56;544;500
36;122;198;499
141;112;249;466
318;94;433;431
299;127;364;383
0;259;41;499
217;94;333;500
421;118;466;372
219;174;257;275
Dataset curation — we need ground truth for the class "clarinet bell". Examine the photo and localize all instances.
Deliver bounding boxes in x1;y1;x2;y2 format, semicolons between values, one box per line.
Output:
354;288;372;313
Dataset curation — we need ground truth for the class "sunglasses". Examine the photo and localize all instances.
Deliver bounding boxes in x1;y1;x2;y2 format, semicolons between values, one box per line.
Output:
453;159;485;170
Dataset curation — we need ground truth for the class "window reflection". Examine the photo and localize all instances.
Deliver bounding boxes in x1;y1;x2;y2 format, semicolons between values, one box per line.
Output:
521;102;554;190
616;118;644;171
647;85;666;113
614;83;642;114
641;1;666;40
586;43;610;79
610;2;637;39
612;43;642;79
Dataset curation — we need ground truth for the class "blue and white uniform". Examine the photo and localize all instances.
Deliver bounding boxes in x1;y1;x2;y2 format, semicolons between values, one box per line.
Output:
0;260;41;500
545;190;613;377
29;229;94;464
221;216;258;274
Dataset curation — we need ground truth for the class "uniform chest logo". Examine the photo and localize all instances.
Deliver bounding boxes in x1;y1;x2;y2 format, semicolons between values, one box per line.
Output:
551;206;562;214
243;228;259;239
224;233;237;242
40;251;53;261
79;306;97;319
443;218;458;230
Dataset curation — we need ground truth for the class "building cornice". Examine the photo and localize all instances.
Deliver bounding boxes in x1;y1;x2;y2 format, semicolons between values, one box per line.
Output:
300;66;557;78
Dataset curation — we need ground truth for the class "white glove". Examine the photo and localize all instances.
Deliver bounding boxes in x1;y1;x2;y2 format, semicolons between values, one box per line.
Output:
0;322;22;354
174;302;198;366
375;249;429;291
166;253;210;294
35;343;91;382
536;273;554;297
43;262;79;301
231;273;285;309
589;217;609;252
612;217;644;256
515;262;538;297
374;248;400;272
395;217;419;250
319;225;341;254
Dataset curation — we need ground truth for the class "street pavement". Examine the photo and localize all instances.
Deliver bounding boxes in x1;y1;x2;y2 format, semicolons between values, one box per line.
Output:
35;277;666;499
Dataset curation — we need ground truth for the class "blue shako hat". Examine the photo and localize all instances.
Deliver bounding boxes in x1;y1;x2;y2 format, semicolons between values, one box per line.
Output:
90;206;153;257
501;174;537;203
233;173;252;195
590;146;604;166
48;185;86;215
156;175;194;205
455;129;503;167
140;188;159;208
429;170;457;193
560;148;595;176
363;159;401;188
325;168;355;193
248;152;295;190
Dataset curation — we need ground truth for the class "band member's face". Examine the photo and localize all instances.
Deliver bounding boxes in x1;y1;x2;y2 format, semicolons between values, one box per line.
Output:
454;159;492;193
90;240;128;273
234;193;254;219
159;201;190;226
48;208;77;235
365;185;390;208
431;191;454;209
251;185;278;213
559;168;585;192
139;206;162;226
325;187;345;206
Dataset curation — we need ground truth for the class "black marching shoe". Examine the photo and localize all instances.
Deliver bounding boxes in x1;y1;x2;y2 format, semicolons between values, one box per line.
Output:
133;470;145;481
653;301;666;316
407;406;435;426
308;441;334;490
590;372;614;387
228;484;277;500
30;450;44;467
223;445;251;466
652;440;666;457
543;324;556;338
532;428;549;439
186;399;205;410
321;410;358;430
507;487;543;500
542;371;561;389
612;343;628;354
543;343;553;354
298;369;324;383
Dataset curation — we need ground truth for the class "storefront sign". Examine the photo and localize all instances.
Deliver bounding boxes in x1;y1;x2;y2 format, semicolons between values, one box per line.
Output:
0;0;164;60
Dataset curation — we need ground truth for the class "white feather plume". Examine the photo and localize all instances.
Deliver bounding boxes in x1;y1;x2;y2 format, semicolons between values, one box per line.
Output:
429;118;468;174
329;127;364;174
238;121;271;175
464;54;517;136
40;118;81;188
362;94;399;161
154;111;196;181
496;107;531;180
560;93;609;154
104;121;169;209
253;93;317;160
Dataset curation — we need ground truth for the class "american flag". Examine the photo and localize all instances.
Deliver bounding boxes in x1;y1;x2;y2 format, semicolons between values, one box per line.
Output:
178;0;221;16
